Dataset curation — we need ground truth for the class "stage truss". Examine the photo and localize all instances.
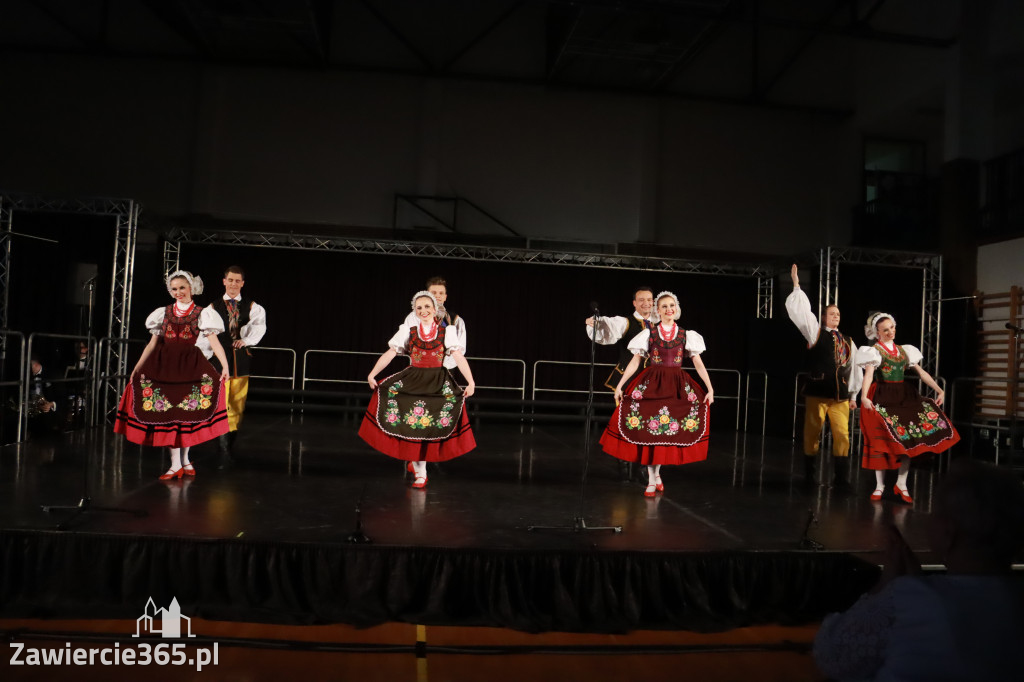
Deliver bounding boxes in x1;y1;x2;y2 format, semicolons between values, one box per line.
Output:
162;226;778;320
817;246;943;377
0;192;139;415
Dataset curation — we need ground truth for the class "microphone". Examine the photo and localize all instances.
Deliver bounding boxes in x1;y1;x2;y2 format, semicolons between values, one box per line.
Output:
1006;323;1023;333
589;301;600;315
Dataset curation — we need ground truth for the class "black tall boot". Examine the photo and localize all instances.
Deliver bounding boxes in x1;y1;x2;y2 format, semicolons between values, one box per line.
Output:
831;457;851;491
803;455;817;488
217;433;234;470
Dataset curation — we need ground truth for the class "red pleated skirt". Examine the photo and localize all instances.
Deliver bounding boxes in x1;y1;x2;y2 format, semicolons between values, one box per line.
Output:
358;366;476;462
113;339;229;448
859;381;960;470
599;365;710;466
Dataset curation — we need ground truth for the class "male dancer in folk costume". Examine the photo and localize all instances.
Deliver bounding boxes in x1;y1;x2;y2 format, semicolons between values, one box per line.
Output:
585;286;656;390
785;264;861;489
201;265;267;469
405;276;465;376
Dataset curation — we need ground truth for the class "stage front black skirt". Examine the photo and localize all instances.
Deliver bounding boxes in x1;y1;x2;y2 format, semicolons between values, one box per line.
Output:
358;366;475;462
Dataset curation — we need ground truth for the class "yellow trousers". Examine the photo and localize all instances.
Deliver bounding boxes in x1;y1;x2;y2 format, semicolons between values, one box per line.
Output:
803;396;850;457
223;376;250;432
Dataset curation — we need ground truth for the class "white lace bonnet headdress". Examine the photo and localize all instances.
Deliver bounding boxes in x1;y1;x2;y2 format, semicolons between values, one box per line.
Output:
410;290;443;319
654;290;681;321
165;270;204;296
864;311;895;341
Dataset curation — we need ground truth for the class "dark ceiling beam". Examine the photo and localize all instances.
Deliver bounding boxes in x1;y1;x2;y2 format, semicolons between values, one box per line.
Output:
98;0;110;50
307;0;334;65
244;0;323;65
2;41;854;118
545;4;583;80
756;0;851;101
141;0;214;58
441;1;524;73
26;0;99;48
750;0;759;97
651;3;735;91
857;0;889;27
546;0;956;48
358;0;434;73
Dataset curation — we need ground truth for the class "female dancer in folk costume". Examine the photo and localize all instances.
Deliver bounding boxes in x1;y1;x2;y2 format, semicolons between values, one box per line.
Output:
113;270;230;479
359;291;477;489
600;291;715;497
857;312;959;503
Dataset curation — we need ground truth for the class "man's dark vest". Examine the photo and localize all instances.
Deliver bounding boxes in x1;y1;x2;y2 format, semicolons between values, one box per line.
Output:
804;327;851;400
603;314;653;390
210;298;254;377
440;311;460;330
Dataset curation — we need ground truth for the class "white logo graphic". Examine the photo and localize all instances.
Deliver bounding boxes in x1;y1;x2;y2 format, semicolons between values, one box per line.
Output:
133;597;195;638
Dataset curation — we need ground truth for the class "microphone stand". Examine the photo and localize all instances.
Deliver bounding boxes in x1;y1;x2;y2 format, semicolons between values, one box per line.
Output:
529;304;621;533
345;484;372;543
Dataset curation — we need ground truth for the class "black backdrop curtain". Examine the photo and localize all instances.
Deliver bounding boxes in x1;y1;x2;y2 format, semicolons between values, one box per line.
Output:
5;215;945;437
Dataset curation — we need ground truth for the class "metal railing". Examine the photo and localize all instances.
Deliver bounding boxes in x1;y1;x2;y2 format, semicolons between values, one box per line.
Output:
0;330;26;442
948;376;1023;467
249;346;297;391
705;368;743;431
465;356;527;401
530;360;617;400
302;349;388;391
301;349;526;399
743;370;767;435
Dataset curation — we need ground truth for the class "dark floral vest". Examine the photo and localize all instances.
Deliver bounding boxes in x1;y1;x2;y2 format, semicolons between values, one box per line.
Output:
875;343;908;382
648;327;687;367
805;327;852;400
409;326;446;368
161;304;202;344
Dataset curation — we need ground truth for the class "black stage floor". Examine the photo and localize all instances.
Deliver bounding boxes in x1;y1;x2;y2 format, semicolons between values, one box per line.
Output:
0;414;932;632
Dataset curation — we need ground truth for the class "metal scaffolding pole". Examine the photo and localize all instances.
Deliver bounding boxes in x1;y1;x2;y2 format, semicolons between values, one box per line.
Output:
162;238;181;279
164;227;777;278
0;197;13;359
102;202;139;422
817;246;943;376
756;275;774;319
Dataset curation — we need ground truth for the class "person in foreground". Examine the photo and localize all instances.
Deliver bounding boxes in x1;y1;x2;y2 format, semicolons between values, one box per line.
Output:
813;458;1024;681
113;270;230;479
599;291;714;497
857;312;959;502
359;291;476;489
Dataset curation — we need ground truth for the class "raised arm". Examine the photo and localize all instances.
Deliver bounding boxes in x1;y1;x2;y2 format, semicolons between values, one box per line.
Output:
785;264;820;346
586;315;630;345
